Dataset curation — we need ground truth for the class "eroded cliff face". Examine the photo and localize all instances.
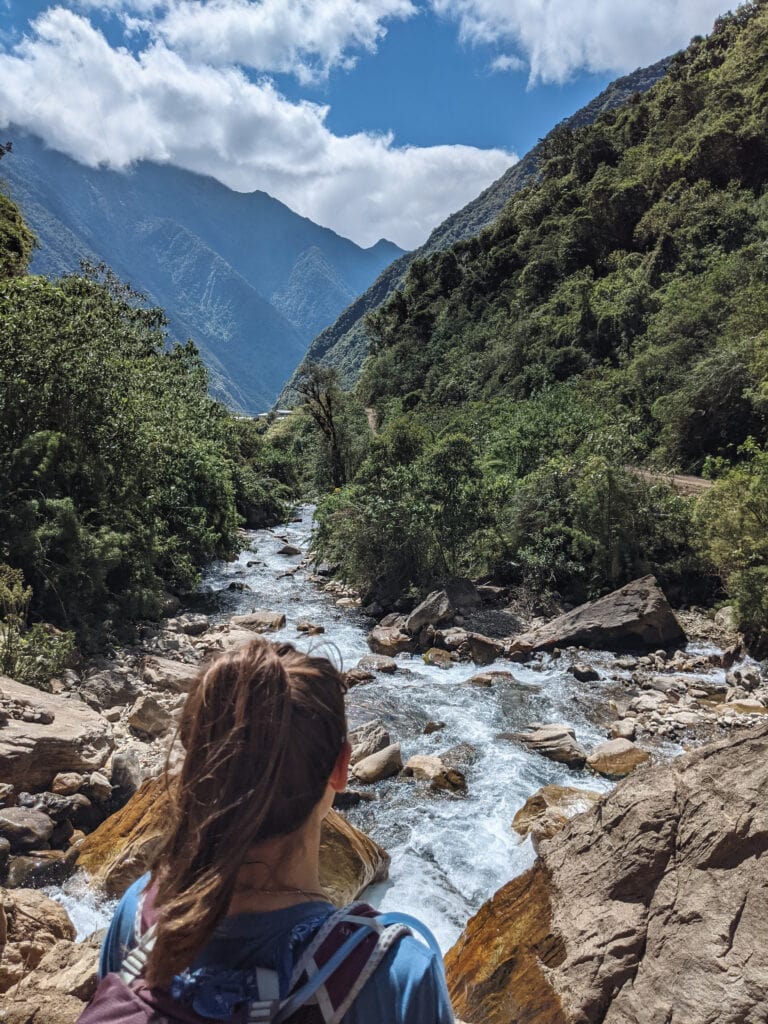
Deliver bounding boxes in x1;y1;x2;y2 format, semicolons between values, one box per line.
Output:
446;724;768;1024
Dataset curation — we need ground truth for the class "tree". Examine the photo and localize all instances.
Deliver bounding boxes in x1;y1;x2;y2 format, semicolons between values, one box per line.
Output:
291;364;349;489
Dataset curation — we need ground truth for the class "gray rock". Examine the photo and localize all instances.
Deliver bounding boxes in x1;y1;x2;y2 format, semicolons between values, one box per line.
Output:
128;695;173;738
357;654;398;674
0;807;55;853
110;749;142;805
78;668;139;711
406;591;456;635
231;610;287;632
351;743;403;783
508;724;588;769
349;720;391;765
569;663;600;683
177;613;210;636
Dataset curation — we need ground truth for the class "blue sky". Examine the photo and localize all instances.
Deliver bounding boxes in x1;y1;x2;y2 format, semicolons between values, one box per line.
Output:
0;1;732;247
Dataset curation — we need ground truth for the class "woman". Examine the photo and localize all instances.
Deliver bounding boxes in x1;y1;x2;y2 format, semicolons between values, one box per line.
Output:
94;638;455;1023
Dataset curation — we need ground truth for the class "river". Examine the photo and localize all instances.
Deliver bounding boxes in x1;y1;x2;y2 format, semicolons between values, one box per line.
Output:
51;505;668;950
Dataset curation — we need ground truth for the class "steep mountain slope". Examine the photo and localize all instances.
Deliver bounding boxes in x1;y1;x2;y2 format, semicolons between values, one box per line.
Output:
281;58;669;398
1;134;403;412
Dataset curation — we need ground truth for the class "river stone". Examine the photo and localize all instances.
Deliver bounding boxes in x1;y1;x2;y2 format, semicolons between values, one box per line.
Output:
405;590;456;634
231;609;287;632
351;743;403;783
512;785;602;846
357;654;398;674
0;676;113;790
424;721;446;734
424;647;453;669
0;888;76;993
142;656;199;693
349;720;391;765
440;743;479;770
128;694;173;738
569;662;600;683
402;754;466;793
296;620;325;635
277;543;302;556
78;668;140;710
110;748;142;805
446;723;768;1024
52;773;84;796
344;668;374;687
467;670;520;688
8;931;102;1013
468;633;505;666
176;613;210;636
587;738;651;779
0;807;55;853
512;575;686;653
6;847;79;888
610;719;637;740
509;725;588;769
366;626;416;657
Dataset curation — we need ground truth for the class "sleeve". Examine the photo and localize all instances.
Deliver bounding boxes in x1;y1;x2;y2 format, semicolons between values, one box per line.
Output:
346;934;455;1024
98;872;151;979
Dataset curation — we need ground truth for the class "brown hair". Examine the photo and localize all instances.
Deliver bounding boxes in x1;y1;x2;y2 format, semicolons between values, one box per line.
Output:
145;637;348;986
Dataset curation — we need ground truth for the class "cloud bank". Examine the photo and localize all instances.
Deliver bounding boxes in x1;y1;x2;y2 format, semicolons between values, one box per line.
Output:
431;0;731;83
0;7;513;248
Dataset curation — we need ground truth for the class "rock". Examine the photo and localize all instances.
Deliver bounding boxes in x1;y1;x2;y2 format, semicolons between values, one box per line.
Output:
714;605;738;632
343;668;374;687
569;662;600;683
513;576;686;653
468;633;505;666
110;749;142;805
78;668;139;710
52;773;84;796
587;738;651;778
379;613;407;629
277;544;302;556
296;621;325;635
423;647;453;669
319;809;390;907
446;724;768;1024
508;725;588;769
161;593;181;616
336;597;359;609
440;743;479;770
424;721;446;734
512;785;602;847
0;677;113;790
231;609;287;632
128;694;173;738
0;888;76;993
610;719;637;740
727;666;761;692
227;581;250;592
349;720;391;766
467;670;520;688
195;625;259;656
85;772;113;804
405;590;455;634
350;743;403;784
357;654;398;674
316;562;335;577
0;808;55;853
0;783;14;807
6;848;78;888
0;837;10;871
76;777;388;906
436;626;470;651
13;931;101;1002
176;613;210;636
402;755;466;793
141;656;199;693
18;790;93;829
366;626;416;657
714;701;768;717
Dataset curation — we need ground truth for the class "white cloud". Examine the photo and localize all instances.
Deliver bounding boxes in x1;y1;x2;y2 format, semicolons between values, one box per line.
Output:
0;8;514;247
157;0;417;83
432;0;732;83
489;53;525;74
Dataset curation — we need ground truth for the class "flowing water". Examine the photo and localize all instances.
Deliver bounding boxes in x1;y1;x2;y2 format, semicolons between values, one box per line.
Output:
194;506;614;950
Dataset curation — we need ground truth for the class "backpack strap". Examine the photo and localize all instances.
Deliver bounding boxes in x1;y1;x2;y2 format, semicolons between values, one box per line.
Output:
119;924;158;985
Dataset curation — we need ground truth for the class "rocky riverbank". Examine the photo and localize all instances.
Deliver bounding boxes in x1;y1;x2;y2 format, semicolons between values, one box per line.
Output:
1;510;767;1021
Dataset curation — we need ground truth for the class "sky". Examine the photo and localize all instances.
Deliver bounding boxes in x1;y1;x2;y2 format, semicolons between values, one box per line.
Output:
0;0;734;249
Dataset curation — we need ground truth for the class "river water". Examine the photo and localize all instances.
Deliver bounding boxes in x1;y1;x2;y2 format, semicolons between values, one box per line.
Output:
193;506;614;950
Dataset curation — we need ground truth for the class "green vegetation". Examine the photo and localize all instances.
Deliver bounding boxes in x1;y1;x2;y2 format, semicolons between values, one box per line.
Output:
307;3;768;643
0;186;295;651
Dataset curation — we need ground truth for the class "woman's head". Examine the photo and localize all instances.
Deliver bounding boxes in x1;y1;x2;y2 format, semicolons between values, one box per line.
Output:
146;637;348;985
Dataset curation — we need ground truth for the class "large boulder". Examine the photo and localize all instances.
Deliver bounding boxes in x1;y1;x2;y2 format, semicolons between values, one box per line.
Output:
77;777;389;906
1;933;101;1024
0;888;76;993
507;724;588;769
446;724;768;1024
141;656;200;693
78;668;140;710
513;576;686;653
586;738;651;779
350;743;403;783
405;591;455;634
231;610;287;632
366;626;416;657
349;720;391;766
401;755;466;793
512;785;602;847
0;677;113;790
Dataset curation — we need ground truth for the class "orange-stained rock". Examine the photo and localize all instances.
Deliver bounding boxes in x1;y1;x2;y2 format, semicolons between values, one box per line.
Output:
77;777;389;905
446;724;768;1024
445;865;567;1024
512;785;602;848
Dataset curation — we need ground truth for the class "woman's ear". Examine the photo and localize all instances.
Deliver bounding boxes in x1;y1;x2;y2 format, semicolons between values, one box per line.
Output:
329;741;352;792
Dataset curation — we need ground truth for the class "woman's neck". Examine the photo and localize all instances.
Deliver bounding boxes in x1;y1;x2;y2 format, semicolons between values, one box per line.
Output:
227;810;327;915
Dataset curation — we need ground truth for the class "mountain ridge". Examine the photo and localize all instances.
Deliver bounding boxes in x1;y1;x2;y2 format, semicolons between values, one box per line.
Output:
0;133;404;412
